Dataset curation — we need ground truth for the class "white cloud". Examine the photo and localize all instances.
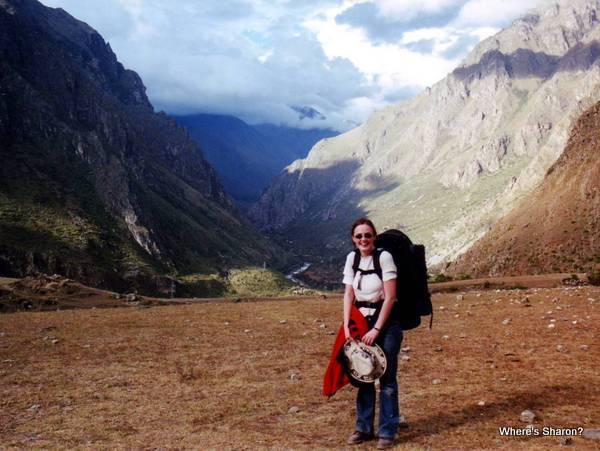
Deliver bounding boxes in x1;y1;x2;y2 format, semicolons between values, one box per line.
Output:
306;7;459;90
455;0;548;27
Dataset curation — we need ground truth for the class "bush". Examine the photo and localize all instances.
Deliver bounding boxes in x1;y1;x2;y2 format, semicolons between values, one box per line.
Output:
432;273;453;283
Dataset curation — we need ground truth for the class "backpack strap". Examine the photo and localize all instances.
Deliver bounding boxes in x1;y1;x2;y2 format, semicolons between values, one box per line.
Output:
373;249;382;280
352;249;361;274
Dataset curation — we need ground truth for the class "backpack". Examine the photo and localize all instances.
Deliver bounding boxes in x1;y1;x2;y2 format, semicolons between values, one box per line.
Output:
352;229;433;330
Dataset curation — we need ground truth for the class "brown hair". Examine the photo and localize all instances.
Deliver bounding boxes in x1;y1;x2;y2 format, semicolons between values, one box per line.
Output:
350;217;377;239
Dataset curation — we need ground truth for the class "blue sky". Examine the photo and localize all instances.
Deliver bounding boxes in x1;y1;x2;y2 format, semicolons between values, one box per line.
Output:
41;0;548;131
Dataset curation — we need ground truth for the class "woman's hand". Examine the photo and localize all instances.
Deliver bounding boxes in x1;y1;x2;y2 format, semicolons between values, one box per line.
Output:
361;328;379;346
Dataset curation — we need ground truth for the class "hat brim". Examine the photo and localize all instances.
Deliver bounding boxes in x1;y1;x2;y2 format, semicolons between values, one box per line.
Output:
343;340;387;383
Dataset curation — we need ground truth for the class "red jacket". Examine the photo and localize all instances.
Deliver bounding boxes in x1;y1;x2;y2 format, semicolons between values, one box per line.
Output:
322;305;369;397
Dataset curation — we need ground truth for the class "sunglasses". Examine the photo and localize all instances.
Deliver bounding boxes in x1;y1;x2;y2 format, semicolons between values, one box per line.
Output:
354;233;374;240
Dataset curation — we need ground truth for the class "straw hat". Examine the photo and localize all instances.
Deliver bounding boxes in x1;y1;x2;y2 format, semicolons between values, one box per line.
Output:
343;339;387;383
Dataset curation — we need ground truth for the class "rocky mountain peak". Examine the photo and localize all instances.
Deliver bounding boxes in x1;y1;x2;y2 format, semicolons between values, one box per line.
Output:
462;0;600;66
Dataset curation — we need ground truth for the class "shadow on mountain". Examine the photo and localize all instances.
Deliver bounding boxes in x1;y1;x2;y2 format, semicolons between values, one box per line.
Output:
452;41;600;82
250;159;402;286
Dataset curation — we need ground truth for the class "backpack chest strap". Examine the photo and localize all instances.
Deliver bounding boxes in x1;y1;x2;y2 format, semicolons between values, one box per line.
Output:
352;249;383;280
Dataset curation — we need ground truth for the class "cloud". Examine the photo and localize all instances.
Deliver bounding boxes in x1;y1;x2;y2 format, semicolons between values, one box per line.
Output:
39;0;552;131
373;0;465;22
335;1;463;44
455;0;548;27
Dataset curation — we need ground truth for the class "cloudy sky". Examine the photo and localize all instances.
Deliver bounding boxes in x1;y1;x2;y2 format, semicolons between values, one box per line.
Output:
41;0;547;131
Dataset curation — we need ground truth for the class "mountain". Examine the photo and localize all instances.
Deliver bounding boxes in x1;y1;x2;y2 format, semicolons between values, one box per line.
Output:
447;100;600;277
175;114;337;203
249;0;600;282
0;0;293;294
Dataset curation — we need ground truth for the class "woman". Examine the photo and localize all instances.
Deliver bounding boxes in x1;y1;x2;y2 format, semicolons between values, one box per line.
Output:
343;218;403;449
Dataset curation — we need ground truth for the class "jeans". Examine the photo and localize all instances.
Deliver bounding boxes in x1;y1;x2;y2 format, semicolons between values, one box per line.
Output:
355;319;403;439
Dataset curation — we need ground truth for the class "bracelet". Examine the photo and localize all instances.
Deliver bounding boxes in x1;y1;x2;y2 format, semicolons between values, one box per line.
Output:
374;326;380;332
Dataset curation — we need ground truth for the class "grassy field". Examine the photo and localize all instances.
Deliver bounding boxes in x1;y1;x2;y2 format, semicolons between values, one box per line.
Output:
0;284;598;449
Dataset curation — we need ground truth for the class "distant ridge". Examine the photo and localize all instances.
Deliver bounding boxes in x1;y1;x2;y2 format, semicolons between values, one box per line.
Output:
175;113;337;203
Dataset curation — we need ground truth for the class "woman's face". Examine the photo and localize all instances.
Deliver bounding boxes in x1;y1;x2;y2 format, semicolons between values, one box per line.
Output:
352;224;376;255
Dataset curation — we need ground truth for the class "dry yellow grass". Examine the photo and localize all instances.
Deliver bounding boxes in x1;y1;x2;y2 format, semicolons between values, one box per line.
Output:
0;285;599;449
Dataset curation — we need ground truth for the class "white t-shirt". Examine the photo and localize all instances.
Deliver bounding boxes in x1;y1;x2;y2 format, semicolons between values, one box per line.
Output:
343;250;397;317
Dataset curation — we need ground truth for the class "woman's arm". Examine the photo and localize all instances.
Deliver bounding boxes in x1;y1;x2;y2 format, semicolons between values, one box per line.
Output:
343;283;355;340
362;278;396;345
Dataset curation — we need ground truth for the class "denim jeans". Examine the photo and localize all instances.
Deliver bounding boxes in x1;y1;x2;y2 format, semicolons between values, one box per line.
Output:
355;319;403;439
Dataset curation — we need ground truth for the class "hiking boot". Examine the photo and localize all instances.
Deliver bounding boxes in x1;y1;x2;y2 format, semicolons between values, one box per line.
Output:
347;431;374;445
376;437;396;449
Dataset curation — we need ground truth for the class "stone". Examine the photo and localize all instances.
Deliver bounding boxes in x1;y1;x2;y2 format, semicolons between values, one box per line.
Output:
441;335;450;340
290;373;300;381
456;295;464;301
502;318;511;325
580;345;589;351
279;320;287;324
439;306;445;310
288;406;300;414
548;323;556;329
319;324;327;329
27;404;41;412
556;345;565;352
432;379;442;385
51;339;59;345
478;401;485;406
583;429;600;440
125;293;137;302
244;329;251;333
559;437;573;446
520;410;536;423
401;346;412;353
434;346;443;352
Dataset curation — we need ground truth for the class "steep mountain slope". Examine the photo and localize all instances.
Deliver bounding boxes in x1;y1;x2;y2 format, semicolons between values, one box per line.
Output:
175;114;336;203
447;100;600;277
0;0;292;293
250;0;600;279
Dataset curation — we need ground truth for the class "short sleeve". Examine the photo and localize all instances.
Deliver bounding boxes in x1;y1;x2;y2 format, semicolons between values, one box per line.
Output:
342;252;355;285
379;250;397;282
